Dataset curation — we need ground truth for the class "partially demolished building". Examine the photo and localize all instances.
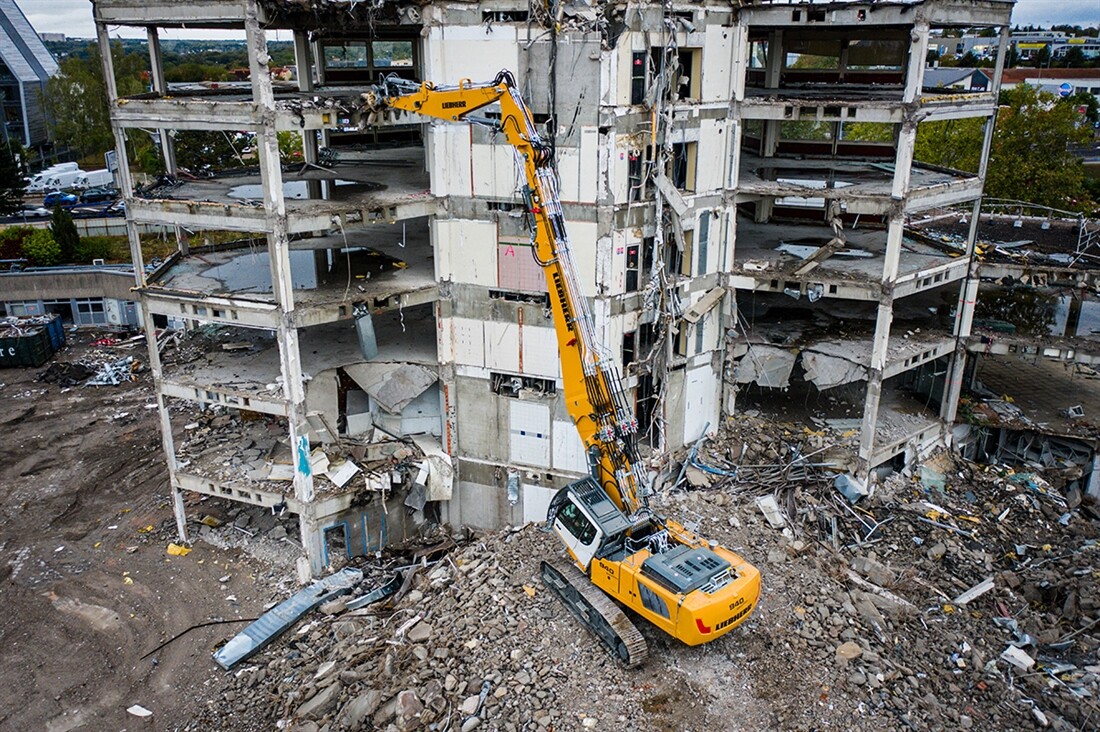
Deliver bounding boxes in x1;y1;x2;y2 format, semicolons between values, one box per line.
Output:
92;0;1016;573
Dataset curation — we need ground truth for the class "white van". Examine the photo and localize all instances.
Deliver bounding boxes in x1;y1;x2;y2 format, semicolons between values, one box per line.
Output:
43;169;86;190
72;169;114;189
27;163;80;192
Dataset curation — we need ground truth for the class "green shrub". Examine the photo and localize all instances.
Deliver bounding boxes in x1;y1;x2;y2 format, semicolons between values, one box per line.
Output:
22;229;61;266
76;235;117;262
0;226;34;260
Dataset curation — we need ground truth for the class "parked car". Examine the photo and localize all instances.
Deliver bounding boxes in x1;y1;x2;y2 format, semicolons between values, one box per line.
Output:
43;191;78;208
20;204;50;219
80;186;119;204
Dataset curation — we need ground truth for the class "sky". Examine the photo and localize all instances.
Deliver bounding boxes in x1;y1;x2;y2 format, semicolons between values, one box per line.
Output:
15;0;1100;40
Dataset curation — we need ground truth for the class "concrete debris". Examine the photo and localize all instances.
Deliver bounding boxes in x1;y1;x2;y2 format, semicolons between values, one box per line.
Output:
734;344;796;388
952;576;995;606
1000;646;1035;671
754;495;787;529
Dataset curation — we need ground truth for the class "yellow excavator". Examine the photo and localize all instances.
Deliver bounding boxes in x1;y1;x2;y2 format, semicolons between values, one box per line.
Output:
361;70;760;666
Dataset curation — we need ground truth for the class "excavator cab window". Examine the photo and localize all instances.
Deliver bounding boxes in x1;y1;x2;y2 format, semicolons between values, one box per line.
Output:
556;502;597;545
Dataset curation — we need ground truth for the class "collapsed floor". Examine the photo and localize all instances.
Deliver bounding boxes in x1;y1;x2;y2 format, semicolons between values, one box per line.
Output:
3;345;1098;732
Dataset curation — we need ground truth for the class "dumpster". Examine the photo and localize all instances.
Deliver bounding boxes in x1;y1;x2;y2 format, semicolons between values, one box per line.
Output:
0;315;62;368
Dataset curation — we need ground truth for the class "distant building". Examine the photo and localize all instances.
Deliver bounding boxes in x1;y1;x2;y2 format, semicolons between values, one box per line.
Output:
983;68;1100;100
923;67;989;92
38;32;66;43
0;0;59;152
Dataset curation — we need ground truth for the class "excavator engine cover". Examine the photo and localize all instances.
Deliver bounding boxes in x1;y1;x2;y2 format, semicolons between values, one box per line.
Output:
641;544;731;594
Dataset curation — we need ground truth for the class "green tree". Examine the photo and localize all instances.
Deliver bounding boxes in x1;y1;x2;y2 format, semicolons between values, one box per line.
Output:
1059;47;1087;68
43;42;147;160
915;85;1095;211
915;118;984;173
164;62;229;83
0;140;26;216
277;131;304;162
22;229;60;266
49;206;80;263
985;84;1094;210
1066;91;1100;127
174;131;241;173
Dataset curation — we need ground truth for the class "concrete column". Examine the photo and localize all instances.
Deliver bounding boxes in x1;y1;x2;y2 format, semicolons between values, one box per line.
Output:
293;30;323;201
98;21;187;541
246;2;321;576
902;22;930;105
293;30;314;93
146;28;177;175
941;27;1008;425
761;29;782;158
95;23;145;283
857;217;905;469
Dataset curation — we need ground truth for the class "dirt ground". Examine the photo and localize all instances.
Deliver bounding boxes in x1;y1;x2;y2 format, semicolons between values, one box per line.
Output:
0;334;264;732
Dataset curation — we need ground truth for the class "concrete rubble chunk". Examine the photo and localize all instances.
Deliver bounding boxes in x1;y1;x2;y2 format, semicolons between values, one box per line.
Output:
296;682;342;720
1000;646;1035;671
339;690;383;728
406;621;432;643
953;577;995;606
836;641;863;661
755;494;787;529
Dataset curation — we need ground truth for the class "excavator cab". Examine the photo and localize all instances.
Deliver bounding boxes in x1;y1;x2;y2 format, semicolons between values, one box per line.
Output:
545;478;631;570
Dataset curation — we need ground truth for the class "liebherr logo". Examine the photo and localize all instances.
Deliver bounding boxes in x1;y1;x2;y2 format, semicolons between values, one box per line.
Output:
552;271;575;332
442;101;467;109
715;603;753;632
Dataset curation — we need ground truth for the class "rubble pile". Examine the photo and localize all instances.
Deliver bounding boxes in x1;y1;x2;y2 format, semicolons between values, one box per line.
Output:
184;526;647;732
666;434;1100;731
176;415;1098;731
682;412;859;493
175;407;421;496
38;355;144;386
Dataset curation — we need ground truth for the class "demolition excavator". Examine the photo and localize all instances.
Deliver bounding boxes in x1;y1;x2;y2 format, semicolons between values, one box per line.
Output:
361;71;760;666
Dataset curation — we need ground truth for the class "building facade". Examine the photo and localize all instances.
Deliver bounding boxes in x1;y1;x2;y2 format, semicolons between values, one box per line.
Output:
92;0;1013;574
0;0;58;151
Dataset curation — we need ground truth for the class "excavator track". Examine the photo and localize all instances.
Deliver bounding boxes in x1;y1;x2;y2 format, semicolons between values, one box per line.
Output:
540;559;648;668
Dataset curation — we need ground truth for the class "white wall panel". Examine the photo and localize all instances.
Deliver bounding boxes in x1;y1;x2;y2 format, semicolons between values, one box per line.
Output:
522;483;559;524
552;419;587;473
697;119;726;193
486;321;521;373
424;26;519;84
521;325;560;378
452;317;486;368
568;220;599;297
428;125;471;198
471;143;520;199
702;25;735;102
683;364;719;443
434;219;497;286
510;401;551;467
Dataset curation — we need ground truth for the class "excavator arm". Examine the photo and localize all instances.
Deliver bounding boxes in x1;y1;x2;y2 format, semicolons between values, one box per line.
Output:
364;71;646;515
